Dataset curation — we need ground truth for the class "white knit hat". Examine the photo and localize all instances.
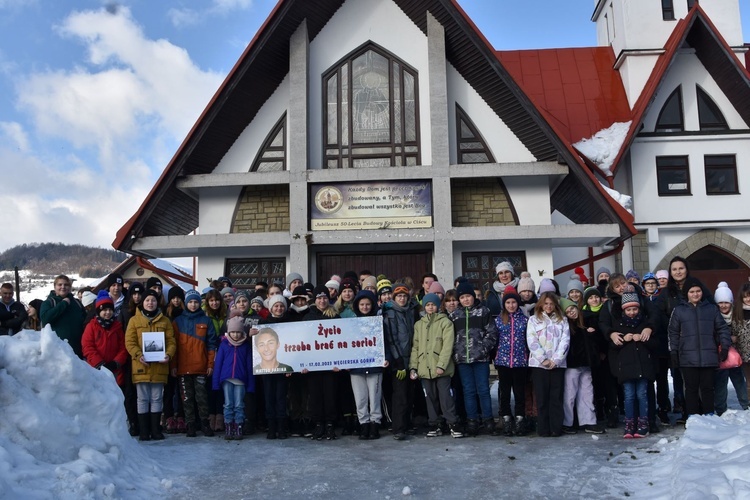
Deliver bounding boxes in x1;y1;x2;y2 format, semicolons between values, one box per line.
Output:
714;282;734;304
495;261;514;276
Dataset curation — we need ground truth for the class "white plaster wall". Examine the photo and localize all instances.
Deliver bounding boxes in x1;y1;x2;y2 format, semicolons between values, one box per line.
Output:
308;0;430;168
199;256;228;287
199;187;244;234
212;76;290;174
446;65;535;164
618;55;661;107
647;226;750;269
503;177;551;225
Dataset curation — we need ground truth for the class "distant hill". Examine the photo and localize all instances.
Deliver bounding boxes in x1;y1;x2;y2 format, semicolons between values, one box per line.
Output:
0;243;126;278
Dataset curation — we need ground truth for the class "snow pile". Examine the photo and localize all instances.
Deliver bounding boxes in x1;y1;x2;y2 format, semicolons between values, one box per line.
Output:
573;121;631;176
599;182;633;214
0;327;170;499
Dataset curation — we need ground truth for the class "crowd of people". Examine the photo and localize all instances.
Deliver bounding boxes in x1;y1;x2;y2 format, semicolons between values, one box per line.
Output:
1;254;747;442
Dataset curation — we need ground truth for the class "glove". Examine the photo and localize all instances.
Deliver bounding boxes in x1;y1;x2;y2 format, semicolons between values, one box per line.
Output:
719;347;729;363
103;361;118;372
670;352;679;369
396;369;407;380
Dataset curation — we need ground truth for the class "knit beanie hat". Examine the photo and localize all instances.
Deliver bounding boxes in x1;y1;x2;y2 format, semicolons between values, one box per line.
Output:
291;286;309;300
313;285;331;300
234;290;251;302
325;279;340;292
655;270;669;280
642;273;657;285
495;261;514;276
621;285;640;310
362;276;377;290
517;272;535;294
220;287;235;298
456;281;475;298
329;274;342;285
251;295;265;307
184;289;201;304
95;290;114;311
573;267;589;286
682;277;704;299
595;267;611;280
377;279;393;295
428;281;445;295
226;315;246;334
286;272;304;287
81;291;97;308
129;282;144;296
218;276;233;287
168;286;185;303
502;286;521;309
538;278;557;295
340;278;357;293
107;273;123;288
422;293;441;308
625;269;640;282
267;294;286;311
559;297;577;313
566;276;584;294
146;277;163;289
583;287;601;302
714;281;733;304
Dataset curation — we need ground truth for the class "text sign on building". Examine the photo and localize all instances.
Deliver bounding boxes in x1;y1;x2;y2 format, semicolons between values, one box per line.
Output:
309;180;432;230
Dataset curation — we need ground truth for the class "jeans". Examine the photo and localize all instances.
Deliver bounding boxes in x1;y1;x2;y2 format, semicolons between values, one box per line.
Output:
623;378;648;420
222;380;246;424
457;362;492;420
715;367;749;414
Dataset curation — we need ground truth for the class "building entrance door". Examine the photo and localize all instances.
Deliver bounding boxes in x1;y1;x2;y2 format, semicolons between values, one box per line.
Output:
687;245;750;294
316;251;432;287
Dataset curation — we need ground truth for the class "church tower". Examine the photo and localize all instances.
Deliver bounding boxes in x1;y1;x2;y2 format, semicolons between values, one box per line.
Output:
591;0;745;104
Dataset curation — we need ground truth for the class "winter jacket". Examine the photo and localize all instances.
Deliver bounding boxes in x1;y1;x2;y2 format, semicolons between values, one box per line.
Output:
484;278;520;317
125;308;177;384
410;312;455;379
381;300;419;370
212;337;255;392
450;303;498;364
609;315;658;384
351;291;383;375
171;308;218;376
668;299;731;368
40;291;86;357
566;322;600;369
598;286;658;338
494;310;528;368
734;314;750;363
81;317;129;385
0;299;28;336
526;312;570;369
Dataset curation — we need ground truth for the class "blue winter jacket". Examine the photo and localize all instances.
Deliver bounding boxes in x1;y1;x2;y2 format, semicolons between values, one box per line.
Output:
212;337;255;392
668;299;731;368
494;310;528;368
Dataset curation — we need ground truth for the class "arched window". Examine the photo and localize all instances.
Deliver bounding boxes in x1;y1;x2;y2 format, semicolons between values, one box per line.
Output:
250;114;286;172
455;104;495;164
323;42;420;169
655;87;683;132
696;86;729;131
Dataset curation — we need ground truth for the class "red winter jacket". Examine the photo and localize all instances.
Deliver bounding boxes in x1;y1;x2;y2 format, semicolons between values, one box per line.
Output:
82;318;129;386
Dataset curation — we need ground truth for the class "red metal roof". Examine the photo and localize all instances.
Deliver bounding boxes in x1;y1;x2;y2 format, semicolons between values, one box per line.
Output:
496;47;631;145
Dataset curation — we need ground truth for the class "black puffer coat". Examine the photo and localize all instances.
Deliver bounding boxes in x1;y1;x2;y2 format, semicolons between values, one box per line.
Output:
668;300;731;368
610;317;659;384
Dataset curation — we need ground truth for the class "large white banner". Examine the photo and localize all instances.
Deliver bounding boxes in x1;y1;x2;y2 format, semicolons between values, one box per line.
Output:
252;316;385;375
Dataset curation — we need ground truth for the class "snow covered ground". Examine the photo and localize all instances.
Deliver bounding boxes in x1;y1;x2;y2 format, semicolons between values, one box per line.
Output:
2;328;750;499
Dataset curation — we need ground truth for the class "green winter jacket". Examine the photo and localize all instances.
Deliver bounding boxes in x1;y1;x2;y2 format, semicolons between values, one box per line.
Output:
409;312;455;379
40;291;86;357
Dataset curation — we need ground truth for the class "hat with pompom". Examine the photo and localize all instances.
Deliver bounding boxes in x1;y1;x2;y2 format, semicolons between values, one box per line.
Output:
538;278;557;295
621;285;640;310
714;282;734;304
517;272;535;294
95;290;114;311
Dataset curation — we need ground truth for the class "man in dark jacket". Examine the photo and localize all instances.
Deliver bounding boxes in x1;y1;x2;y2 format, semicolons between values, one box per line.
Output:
0;283;28;335
40;275;86;357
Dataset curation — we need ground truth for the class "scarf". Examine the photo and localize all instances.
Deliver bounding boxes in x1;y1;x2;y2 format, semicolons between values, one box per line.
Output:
225;332;247;347
96;316;114;329
141;307;159;319
620;312;643;329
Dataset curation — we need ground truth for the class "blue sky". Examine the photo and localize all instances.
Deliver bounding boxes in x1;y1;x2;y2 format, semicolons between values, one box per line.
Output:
0;0;748;254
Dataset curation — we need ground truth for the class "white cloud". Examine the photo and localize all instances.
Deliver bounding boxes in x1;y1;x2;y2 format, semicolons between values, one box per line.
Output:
167;7;200;28
169;0;253;27
0;121;29;151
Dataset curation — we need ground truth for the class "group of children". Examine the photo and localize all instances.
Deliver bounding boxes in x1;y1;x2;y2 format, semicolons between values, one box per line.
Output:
76;259;747;444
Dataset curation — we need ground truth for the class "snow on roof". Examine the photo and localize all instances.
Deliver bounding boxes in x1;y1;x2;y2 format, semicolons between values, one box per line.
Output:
573;121;631;177
599;181;633;215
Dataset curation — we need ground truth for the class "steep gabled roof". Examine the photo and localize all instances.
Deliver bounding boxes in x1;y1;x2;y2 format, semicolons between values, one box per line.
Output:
114;0;635;253
595;3;750;177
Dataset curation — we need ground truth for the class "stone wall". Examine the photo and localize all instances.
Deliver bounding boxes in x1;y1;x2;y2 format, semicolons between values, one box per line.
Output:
232;185;290;233
631;231;649;276
450;178;517;227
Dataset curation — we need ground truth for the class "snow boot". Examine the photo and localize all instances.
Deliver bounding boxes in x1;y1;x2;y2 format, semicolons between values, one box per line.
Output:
369;422;380;440
266;419;278;440
215;414;225;432
359;422;371;440
225;422;234;440
150;412;165;440
635;417;649;438
623;418;635;439
607;406;619;428
176;416;187;433
164;416;178;434
485;418;498;436
186;422;197;438
235;423;244;440
325;422;337;440
312;422;325;441
502;415;513;436
138;413;151;442
514;416;526;436
277;418;289;440
466;419;479;437
201;419;215;437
